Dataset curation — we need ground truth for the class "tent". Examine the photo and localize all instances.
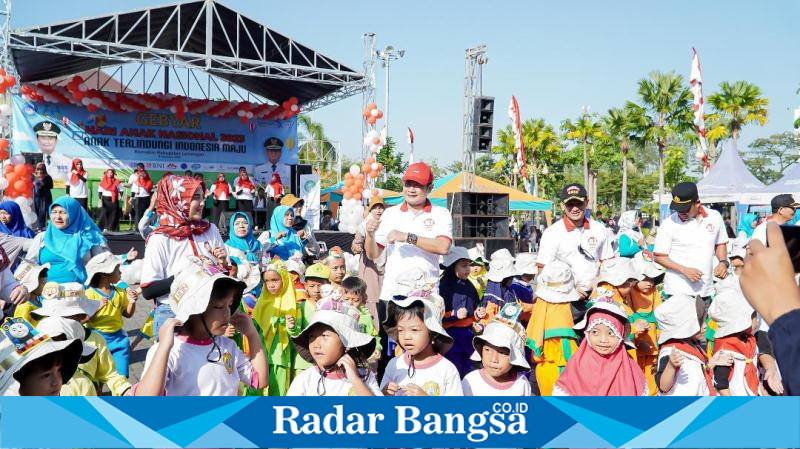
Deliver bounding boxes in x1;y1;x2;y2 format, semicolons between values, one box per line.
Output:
659;142;765;218
384;172;553;211
748;163;800;204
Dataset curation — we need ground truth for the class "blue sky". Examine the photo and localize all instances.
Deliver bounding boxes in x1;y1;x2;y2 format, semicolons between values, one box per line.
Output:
13;1;800;165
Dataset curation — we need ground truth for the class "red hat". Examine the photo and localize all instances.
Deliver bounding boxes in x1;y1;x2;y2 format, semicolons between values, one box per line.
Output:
402;162;434;186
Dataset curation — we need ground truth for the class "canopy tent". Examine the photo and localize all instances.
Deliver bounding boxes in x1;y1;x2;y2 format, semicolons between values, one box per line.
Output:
8;0;364;109
659;142;765;219
384;172;553;211
748;163;800;204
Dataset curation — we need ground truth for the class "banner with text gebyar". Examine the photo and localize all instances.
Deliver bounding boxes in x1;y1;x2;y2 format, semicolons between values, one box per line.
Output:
10;94;298;175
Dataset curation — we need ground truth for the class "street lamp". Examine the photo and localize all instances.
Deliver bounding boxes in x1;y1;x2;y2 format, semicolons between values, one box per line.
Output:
376;45;405;140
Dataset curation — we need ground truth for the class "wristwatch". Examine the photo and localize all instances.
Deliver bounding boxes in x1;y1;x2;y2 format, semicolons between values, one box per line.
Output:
406;233;418;245
720;259;730;268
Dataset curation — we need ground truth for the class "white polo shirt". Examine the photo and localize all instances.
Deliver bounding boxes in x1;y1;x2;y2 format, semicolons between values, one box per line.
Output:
374;200;452;301
536;217;613;292
653;207;728;297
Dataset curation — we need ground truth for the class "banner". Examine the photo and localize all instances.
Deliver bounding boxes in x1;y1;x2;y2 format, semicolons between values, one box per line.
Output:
2;397;798;448
11;95;297;184
300;173;321;230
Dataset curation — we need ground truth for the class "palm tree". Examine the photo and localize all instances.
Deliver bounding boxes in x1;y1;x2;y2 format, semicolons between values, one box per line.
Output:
562;113;604;204
521;118;561;197
629;71;693;195
297;114;337;170
603;106;640;213
707;80;768;149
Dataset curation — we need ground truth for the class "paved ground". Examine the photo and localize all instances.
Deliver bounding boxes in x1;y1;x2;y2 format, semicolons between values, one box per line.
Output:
121;297;154;385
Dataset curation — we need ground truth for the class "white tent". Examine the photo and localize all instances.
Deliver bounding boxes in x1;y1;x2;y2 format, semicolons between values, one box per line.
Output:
748;163;800;204
696;142;765;203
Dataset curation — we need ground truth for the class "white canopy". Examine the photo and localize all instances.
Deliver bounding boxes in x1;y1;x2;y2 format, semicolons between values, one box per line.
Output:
747;163;800;204
696;142;765;204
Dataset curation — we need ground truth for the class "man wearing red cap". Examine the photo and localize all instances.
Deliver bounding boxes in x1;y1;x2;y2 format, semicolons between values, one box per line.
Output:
365;162;453;374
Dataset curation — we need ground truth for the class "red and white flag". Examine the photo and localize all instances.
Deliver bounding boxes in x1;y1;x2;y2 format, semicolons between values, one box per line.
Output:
508;95;530;192
407;127;415;164
690;48;710;172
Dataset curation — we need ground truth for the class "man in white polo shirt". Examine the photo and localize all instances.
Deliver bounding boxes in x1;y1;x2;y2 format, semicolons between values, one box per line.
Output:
536;183;613;298
750;194;799;246
653;182;728;307
365;161;452;379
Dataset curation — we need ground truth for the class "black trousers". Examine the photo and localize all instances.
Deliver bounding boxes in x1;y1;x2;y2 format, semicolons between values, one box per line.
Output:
134;196;150;226
74;197;88;211
100;197;119;231
236;199;253;214
212;199;229;227
377;300;390;384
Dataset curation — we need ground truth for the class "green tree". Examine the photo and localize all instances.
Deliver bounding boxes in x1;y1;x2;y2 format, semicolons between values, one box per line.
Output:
493;119;564;196
561;113;604;205
375;137;406;192
297;114;339;187
708;80;769;148
742;132;800;184
628;70;694;195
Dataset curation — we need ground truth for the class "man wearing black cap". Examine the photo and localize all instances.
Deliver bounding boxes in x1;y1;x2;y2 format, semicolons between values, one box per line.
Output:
751;194;800;246
34;120;70;186
653;182;728;304
254;137;290;193
537;182;613;297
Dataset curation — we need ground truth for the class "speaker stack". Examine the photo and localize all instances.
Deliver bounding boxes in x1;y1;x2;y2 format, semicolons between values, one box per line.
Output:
448;192;515;256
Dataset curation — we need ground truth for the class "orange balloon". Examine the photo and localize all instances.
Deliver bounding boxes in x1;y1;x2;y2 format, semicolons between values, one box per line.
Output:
367;102;377;110
23;165;33;176
372;137;381;145
13;164;26;176
22;190;31;199
3;165;13;175
343;191;352;200
344;178;353;187
4;186;16;197
371;188;378;195
23;181;32;193
367;116;376;125
361;164;370;174
377;163;384;171
365;157;374;165
357;173;365;182
344;172;353;180
369;171;378;179
354;193;362;201
0;150;8;161
6;173;18;185
13;180;26;192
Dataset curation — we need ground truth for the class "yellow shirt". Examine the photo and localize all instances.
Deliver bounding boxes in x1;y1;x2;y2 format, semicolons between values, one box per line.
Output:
13;298;41;327
85;287;129;333
61;369;98;396
82;331;132;396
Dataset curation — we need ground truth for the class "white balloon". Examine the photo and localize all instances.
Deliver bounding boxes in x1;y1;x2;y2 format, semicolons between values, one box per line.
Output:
81;97;91;105
366;129;380;139
0;104;11;117
362;189;373;200
369;144;379;153
370;109;379;117
23;211;36;228
0;178;7;190
349;164;361;176
371;162;380;171
14;197;28;208
695;150;706;160
10;155;25;165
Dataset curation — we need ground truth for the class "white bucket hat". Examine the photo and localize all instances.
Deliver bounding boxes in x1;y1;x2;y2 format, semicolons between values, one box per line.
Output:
729;238;747;260
36;316;96;363
84;252;122;287
709;282;754;339
167;257;246;323
467;246;487;266
13;260;49;293
230;259;263;294
574;300;635;349
442;246;471;268
655;294;703;344
490;248;515;263
292;297;376;363
120;259;144;286
392;267;437;298
286;258;306;277
32;282;101;319
384;290;453;354
470;303;530;369
487;257;520;283
514;252;538;275
596;257;644;286
535;261;580;303
632;251;665;280
0;317;82;396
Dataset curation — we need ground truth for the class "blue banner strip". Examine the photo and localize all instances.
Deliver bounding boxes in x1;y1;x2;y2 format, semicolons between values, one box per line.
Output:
1;397;798;448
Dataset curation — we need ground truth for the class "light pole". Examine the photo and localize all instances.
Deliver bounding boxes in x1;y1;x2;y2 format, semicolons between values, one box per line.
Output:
376;45;405;141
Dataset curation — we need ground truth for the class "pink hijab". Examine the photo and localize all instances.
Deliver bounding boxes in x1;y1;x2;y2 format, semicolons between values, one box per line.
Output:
555;311;646;396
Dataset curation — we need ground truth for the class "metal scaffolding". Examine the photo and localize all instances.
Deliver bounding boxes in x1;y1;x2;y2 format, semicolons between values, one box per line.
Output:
361;32;377;158
461;44;487;191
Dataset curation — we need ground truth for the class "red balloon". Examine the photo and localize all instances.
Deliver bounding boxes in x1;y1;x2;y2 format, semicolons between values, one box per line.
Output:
13;164;26;176
13;179;26;192
6;172;18;185
87;104;97;113
21;190;31;199
23;165;33;176
376;110;383;119
3;75;16;87
0;139;9;151
0;85;7;95
4;186;16;197
367;102;377;110
0;149;8;161
367;116;376;125
3;165;14;175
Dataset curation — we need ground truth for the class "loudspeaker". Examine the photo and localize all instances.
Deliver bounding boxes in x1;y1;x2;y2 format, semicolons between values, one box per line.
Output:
454;238;515;256
291;164;312;195
452;216;509;238
448;192;509;216
472;96;495;153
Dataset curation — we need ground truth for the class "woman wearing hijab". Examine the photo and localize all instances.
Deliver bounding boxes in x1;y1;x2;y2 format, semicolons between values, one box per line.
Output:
0;201;36;238
206;172;232;227
140;174;227;337
736;213;759;243
25;196;108;283
98;169;124;231
225;212;264;299
67;158;89;210
233;167;255;214
616;210;645;258
32;162;53;231
268;205;305;261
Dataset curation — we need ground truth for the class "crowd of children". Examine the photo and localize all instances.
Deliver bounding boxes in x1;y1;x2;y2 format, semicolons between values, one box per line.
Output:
0;186;789;398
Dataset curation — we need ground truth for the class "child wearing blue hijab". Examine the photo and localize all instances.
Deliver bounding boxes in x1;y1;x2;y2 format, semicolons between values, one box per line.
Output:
0;201;36;238
268;205;305;261
736;213;759;241
33;196;107;283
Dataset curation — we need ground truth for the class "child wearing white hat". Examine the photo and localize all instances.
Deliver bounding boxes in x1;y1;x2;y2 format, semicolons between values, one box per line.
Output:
0;317;83;396
629;251;666;395
84;252;137;377
467;246;488;298
511;252;537;325
135;258;267;396
462;303;531;396
11;260;49;327
287;296;380;396
478;250;520;329
588;257;643;310
655;294;733;396
35;316;99;396
709;283;760;396
30;282;131;395
381;283;463;396
439;246;481;377
525;261;580;396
